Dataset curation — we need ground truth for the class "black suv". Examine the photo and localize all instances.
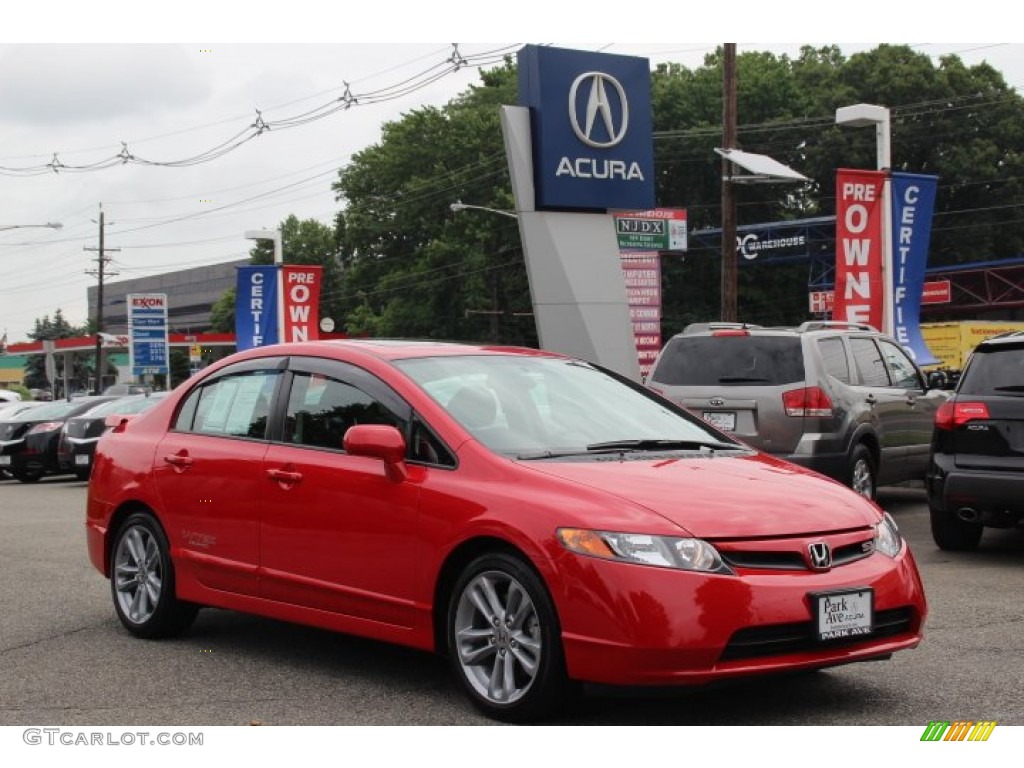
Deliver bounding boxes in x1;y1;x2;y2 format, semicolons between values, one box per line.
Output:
646;321;947;499
926;330;1024;550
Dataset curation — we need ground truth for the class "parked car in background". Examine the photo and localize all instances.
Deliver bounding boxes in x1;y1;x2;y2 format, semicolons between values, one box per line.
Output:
87;340;926;721
926;331;1024;550
0;388;23;402
0;396;118;482
0;401;47;479
59;393;168;480
646;321;948;499
103;384;153;396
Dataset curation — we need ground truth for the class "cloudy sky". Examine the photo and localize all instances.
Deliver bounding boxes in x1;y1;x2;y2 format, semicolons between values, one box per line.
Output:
1;5;1016;341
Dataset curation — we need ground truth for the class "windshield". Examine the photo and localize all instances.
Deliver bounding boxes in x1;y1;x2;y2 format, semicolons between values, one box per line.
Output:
11;400;82;421
84;394;164;417
395;354;738;457
651;335;804;386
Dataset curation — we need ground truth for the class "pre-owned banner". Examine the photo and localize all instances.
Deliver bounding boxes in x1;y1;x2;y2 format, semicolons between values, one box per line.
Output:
890;172;940;365
834;169;886;330
235;265;279;351
281;265;323;343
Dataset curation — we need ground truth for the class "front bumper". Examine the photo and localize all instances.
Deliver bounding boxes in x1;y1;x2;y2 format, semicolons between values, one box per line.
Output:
552;546;926;687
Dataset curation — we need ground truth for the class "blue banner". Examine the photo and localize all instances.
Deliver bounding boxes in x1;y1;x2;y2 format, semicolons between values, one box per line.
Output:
890;173;940;365
235;265;279;351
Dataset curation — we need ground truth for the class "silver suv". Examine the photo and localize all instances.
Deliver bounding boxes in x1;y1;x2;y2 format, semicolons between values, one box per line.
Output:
646;321;948;498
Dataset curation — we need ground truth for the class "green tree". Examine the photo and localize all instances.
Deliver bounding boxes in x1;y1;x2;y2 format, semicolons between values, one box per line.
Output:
24;309;91;394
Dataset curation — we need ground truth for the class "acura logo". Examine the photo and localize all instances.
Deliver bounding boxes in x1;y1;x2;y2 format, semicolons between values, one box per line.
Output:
569;72;629;148
807;542;832;571
709;398;725;407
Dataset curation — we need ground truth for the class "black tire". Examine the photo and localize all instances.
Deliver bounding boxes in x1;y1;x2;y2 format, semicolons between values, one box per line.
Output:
14;468;43;483
847;444;877;500
446;552;571;722
110;512;198;639
930;506;983;551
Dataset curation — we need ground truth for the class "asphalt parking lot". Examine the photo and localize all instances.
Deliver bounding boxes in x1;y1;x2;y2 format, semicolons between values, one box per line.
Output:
1;476;1022;725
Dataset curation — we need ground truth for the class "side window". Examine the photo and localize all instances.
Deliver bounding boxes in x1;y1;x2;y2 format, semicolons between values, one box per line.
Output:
849;338;891;387
284;372;407;451
175;370;279;438
817;337;851;384
879;340;923;389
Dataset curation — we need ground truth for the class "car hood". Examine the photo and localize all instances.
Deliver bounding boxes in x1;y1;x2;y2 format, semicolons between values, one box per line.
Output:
518;452;879;538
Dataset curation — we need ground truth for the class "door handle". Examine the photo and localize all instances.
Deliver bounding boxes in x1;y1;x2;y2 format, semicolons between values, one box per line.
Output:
163;453;193;472
266;468;303;485
865;394;877;406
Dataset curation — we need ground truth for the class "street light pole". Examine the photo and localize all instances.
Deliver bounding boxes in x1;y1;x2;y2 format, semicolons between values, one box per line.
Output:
244;229;284;344
835;103;894;336
449;201;519;220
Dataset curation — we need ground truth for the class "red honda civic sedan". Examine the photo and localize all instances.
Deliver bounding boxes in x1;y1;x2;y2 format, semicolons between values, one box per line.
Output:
86;340;927;721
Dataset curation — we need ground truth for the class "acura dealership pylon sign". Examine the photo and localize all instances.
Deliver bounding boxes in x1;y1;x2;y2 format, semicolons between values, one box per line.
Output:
518;45;655;211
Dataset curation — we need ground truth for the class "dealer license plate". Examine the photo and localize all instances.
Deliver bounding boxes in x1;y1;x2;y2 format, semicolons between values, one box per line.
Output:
813;588;874;641
75;454;90;466
702;411;736;431
0;456;10;466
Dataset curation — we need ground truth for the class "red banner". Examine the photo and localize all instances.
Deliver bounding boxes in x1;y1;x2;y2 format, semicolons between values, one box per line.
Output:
281;265;323;343
834;169;886;330
620;252;662;380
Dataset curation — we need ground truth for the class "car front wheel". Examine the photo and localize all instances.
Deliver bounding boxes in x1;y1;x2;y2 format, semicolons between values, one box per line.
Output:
447;552;570;722
110;512;198;638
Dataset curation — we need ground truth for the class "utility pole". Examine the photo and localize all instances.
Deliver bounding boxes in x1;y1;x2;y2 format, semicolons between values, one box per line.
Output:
720;43;738;322
85;205;119;394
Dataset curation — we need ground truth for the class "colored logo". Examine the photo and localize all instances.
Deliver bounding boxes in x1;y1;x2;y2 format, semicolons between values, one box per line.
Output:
569;72;628;148
920;721;996;741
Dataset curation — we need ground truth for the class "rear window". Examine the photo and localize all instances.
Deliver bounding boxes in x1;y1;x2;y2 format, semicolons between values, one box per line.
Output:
958;344;1024;396
651;336;804;386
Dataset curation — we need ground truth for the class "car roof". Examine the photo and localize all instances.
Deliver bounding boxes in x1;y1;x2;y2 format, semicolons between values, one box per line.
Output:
235;339;566;363
977;330;1024;348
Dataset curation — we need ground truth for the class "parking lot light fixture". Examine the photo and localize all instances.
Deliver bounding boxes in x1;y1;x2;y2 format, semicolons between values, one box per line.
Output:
449;201;519;220
0;221;63;232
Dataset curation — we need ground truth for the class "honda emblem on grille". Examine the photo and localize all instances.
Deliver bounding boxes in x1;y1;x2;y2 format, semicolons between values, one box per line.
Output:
807;542;832;571
709;398;725;407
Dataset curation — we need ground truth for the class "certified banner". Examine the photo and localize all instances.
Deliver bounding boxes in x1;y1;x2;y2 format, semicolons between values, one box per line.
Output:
890;173;940;365
834;169;886;330
281;265;323;343
235;265;279;351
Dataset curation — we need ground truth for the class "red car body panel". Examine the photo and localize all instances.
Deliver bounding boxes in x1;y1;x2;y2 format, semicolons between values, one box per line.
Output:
86;340;928;687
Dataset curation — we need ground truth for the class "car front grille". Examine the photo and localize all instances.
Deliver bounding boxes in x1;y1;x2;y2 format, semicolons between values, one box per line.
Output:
719;606;915;662
722;540;873;571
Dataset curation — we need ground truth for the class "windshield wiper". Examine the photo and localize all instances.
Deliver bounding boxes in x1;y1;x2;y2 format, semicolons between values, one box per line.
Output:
717;376;769;383
993;385;1024;392
584;438;740;452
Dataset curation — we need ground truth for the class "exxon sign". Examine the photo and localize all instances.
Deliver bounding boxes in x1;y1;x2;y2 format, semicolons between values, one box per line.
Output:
518;45;655;212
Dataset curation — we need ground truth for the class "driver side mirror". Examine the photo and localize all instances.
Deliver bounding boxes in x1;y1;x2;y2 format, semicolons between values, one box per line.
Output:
343;424;408;482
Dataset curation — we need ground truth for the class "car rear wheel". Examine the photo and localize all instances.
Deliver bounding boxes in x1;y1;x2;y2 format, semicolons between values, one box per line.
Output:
447;552;570;722
111;512;198;638
13;468;43;483
848;444;877;500
930;506;983;551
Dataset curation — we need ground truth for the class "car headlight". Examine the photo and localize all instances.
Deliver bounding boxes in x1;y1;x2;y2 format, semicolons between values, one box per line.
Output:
872;512;903;558
557;528;733;575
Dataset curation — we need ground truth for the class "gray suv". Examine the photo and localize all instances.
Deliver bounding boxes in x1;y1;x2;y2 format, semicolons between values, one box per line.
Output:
646;321;948;498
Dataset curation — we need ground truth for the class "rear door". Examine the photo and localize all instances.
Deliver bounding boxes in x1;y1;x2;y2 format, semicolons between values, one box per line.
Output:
152;358;284;597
